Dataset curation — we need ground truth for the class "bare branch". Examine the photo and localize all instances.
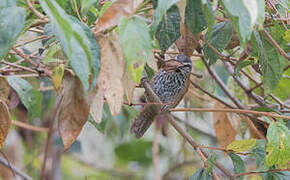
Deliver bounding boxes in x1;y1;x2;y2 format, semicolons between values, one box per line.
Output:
12;120;49;132
0;156;33;180
153;123;161;180
26;0;49;20
170;108;290;120
234;168;290;178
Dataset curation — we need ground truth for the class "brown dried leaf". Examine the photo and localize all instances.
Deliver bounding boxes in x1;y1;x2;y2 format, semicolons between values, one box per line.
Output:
58;71;90;151
175;25;201;56
176;0;186;24
147;53;158;72
8;89;20;110
94;0;143;34
0;77;10;105
97;33;125;115
225;29;240;50
123;70;135;104
89;87;104;123
213;102;238;148
0;100;11;148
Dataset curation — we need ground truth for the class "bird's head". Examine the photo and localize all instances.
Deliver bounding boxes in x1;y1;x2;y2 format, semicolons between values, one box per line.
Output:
162;54;192;74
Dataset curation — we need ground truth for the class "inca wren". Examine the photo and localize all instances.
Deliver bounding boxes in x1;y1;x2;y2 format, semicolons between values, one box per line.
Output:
131;54;192;138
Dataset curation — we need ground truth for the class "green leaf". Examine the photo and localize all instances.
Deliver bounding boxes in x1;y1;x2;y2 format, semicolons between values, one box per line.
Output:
250;139;268;171
201;0;215;38
229;152;246;180
262;169;290;180
114;140;154;165
273;68;290;101
155;5;180;52
69;16;100;88
0;0;16;7
88;114;107;134
80;0;97;15
6;77;41;118
253;30;286;94
185;0;206;35
52;64;65;91
234;60;255;75
98;1;112;17
283;30;290;43
118;16;152;83
0;6;25;59
190;168;213;180
144;63;155;80
227;138;256;152
151;0;179;31
222;0;265;45
41;0;93;92
203;22;233;65
206;153;216;173
266;122;290;167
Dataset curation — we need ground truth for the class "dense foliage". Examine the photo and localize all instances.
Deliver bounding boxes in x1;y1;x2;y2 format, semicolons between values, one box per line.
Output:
0;0;289;179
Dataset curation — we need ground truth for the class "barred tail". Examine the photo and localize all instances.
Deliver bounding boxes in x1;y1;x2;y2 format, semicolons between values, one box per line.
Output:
130;104;161;138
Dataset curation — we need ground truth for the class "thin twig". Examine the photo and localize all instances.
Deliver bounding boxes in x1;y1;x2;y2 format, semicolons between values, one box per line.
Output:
260;29;289;61
0;60;37;73
26;0;48;20
12;47;38;67
41;94;63;180
153;122;161;180
199;145;249;156
170;108;290;120
190;80;234;108
234;168;290;177
15;35;50;47
1;74;39;78
0;156;33;180
201;58;245;108
11;47;52;77
73;0;84;23
12;120;49;132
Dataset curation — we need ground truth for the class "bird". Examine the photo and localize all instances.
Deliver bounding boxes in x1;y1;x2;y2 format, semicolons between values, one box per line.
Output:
130;54;192;138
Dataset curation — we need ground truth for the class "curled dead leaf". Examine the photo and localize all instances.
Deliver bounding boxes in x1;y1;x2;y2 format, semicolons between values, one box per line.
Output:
89;86;104;123
0;100;11;148
58;71;90;151
175;25;201;57
213;102;238;148
94;0;143;34
225;29;240;50
123;70;135;105
97;33;125;116
0;77;10;105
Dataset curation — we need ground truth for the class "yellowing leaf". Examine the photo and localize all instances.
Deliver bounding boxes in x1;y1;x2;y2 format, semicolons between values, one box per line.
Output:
94;0;143;34
58;71;90;151
227;139;256;152
283;30;290;43
52;64;64;91
97;33;125;116
0;100;11;148
118;16;152;83
127;62;145;83
266;122;290;167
